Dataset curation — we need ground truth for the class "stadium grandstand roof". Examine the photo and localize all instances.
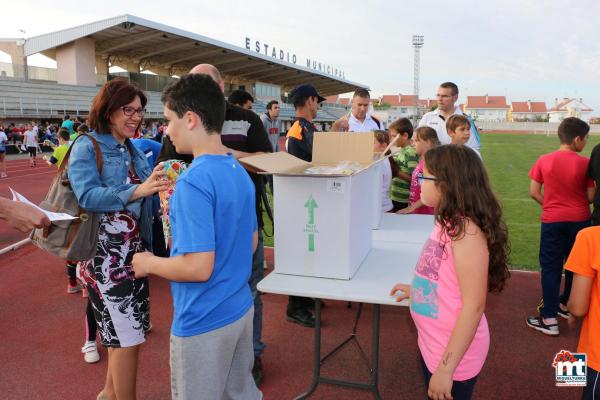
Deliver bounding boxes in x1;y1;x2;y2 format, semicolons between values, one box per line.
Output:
21;14;367;96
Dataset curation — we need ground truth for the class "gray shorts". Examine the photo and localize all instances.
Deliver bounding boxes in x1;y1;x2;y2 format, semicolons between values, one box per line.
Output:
170;307;262;400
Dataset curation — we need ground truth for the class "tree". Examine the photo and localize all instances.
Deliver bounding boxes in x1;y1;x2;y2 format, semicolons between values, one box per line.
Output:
374;102;391;110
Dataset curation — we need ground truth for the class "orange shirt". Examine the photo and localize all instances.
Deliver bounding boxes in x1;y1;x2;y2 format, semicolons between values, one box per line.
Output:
565;226;600;371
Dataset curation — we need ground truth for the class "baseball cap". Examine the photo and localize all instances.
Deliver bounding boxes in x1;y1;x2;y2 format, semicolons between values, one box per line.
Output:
289;84;326;103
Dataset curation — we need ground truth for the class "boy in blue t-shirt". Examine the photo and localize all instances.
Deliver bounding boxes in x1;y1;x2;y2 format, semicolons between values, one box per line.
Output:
132;74;260;400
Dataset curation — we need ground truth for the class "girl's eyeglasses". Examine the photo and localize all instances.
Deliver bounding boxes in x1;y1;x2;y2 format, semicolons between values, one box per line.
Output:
121;106;146;117
417;173;440;186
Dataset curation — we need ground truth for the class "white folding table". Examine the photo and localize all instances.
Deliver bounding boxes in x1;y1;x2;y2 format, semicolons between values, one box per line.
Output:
258;214;434;399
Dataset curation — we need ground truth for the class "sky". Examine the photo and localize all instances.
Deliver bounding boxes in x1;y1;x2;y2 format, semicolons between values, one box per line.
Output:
1;0;599;116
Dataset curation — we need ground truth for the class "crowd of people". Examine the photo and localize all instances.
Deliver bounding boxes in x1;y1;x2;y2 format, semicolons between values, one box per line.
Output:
0;68;598;400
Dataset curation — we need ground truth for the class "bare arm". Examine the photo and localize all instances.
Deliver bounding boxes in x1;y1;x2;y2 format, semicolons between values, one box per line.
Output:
133;251;215;282
252;230;258;253
331;117;349;132
428;221;489;399
129;163;169;202
396;171;412;181
0;196;50;232
567;274;593;318
529;180;543;205
587;186;595;203
397;199;423;214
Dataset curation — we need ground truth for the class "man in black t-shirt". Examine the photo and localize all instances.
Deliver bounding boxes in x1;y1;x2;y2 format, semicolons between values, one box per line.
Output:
156;64;272;386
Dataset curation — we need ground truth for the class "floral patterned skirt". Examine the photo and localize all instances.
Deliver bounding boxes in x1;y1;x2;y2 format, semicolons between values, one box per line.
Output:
77;212;150;348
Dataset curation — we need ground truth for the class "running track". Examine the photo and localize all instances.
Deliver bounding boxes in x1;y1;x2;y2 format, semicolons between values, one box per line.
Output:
0;157;585;399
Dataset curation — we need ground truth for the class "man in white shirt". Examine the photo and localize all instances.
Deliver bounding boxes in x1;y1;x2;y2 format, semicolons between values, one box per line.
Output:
419;82;481;150
331;88;382;132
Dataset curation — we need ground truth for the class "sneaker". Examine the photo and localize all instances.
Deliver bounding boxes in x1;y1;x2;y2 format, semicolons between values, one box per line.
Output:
286;308;315;328
537;298;570;319
67;282;82;294
557;307;571;319
252;356;263;386
526;315;559;336
81;341;100;363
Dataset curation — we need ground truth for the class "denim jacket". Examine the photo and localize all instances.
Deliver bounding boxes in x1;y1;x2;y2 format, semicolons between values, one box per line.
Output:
68;131;154;249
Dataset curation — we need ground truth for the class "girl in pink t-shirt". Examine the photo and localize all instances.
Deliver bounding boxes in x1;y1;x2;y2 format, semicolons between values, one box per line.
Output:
398;126;439;215
390;145;510;400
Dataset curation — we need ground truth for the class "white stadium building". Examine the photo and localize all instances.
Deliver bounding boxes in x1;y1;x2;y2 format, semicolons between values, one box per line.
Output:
0;14;364;128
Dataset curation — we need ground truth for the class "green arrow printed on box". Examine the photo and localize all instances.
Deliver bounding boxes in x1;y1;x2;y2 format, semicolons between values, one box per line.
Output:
304;195;318;252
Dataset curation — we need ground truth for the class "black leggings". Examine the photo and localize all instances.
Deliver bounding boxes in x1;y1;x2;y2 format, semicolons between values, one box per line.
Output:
85;299;97;342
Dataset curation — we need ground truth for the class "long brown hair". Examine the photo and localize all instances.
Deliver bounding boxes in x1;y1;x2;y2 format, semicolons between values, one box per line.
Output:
88;79;147;134
424;145;510;292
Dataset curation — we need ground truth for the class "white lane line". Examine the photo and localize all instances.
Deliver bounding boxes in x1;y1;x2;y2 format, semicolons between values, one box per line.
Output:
0;170;55;181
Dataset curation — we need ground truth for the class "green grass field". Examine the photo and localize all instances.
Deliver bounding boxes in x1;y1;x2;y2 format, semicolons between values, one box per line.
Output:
262;132;600;271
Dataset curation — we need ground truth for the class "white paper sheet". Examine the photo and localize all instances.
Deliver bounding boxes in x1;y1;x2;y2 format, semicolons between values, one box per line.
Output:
9;187;77;221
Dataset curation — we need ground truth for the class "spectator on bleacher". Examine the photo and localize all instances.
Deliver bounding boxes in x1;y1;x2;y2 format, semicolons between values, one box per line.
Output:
419;82;481;150
156;122;165;143
156;63;272;386
69;123;89;143
42;128;70;168
7;123;16;143
23;123;38;167
72;121;81;140
0;125;7;178
331;88;382;132
228;89;255;110
61;114;74;135
260;100;282;152
68;79;169;400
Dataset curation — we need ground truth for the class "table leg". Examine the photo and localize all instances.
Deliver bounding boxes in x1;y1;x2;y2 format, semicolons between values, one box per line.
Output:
293;299;322;400
293;302;383;400
371;304;382;400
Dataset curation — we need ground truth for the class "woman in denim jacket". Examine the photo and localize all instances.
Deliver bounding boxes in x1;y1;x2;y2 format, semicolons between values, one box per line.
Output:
68;79;168;400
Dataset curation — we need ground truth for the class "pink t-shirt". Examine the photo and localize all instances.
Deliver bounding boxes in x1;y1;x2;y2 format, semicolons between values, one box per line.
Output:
410;222;490;381
529;150;593;223
408;158;435;215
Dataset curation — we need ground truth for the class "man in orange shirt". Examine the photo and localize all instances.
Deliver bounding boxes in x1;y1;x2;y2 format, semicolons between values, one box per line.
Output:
565;226;600;399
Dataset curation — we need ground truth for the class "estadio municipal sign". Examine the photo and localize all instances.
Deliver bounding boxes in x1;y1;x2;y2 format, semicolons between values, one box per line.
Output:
244;37;346;79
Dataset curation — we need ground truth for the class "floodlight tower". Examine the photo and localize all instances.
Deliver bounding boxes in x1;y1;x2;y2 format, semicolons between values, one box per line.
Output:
412;35;424;122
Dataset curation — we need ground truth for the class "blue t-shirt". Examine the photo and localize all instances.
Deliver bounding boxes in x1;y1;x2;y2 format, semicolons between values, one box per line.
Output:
61;120;75;134
169;153;257;337
132;138;162;168
132;138;163;214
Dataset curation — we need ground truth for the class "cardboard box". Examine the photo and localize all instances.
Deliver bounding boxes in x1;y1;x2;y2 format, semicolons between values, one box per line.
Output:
241;132;384;279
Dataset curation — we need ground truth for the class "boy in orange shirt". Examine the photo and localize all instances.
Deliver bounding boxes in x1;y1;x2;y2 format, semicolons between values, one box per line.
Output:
565;226;600;399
